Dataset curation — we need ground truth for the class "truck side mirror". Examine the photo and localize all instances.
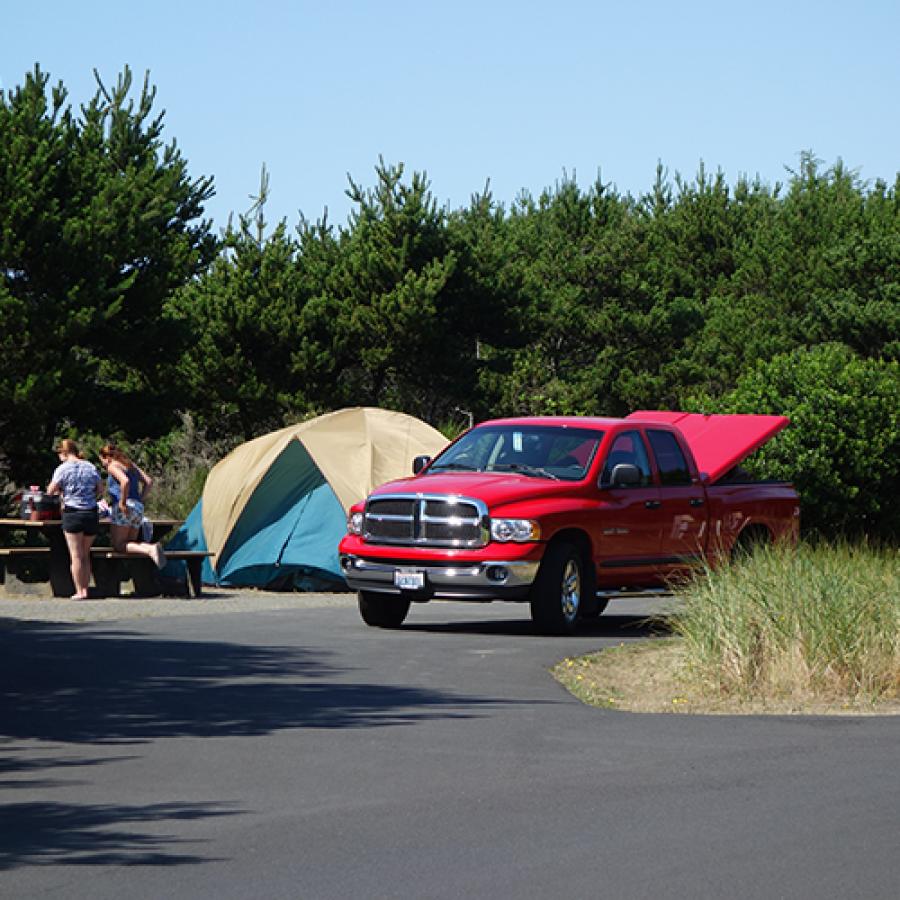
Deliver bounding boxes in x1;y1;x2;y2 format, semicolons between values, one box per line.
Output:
413;455;431;474
610;463;641;488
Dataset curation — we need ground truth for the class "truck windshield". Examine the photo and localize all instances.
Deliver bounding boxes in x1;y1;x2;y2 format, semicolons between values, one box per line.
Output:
428;425;603;481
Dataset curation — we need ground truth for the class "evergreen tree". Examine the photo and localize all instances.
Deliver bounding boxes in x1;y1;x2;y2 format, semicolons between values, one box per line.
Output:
167;169;331;438
293;160;458;417
0;65;216;482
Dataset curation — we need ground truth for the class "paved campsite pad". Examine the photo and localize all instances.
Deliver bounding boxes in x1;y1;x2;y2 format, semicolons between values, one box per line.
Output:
2;596;898;899
0;588;353;624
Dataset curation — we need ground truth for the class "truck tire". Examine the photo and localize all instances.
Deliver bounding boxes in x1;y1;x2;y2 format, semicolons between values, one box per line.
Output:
731;526;770;562
573;554;606;619
358;591;411;628
579;596;610;619
529;541;582;635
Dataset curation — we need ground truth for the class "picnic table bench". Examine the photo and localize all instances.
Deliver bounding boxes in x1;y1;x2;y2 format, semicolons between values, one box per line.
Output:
90;548;213;598
0;547;53;591
0;517;212;598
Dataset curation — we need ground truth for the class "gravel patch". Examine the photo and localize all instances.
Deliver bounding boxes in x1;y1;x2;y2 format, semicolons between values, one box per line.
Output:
0;588;356;624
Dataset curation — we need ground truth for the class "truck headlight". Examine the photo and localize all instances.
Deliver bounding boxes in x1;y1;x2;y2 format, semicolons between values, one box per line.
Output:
348;511;364;535
490;518;541;542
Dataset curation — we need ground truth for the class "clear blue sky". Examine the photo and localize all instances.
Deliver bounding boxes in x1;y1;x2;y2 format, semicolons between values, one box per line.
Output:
5;0;899;234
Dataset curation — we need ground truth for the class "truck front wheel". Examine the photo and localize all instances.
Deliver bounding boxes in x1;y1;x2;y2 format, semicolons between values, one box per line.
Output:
358;591;411;628
529;542;582;635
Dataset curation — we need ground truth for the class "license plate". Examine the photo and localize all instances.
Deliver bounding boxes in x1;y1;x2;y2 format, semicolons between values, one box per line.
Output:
394;569;425;590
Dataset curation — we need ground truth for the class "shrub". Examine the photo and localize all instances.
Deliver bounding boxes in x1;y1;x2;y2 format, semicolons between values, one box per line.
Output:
698;343;900;540
135;413;238;519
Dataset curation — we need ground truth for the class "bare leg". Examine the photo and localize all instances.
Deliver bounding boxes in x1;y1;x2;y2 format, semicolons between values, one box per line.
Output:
109;523;135;553
111;523;166;568
82;532;96;594
64;531;92;599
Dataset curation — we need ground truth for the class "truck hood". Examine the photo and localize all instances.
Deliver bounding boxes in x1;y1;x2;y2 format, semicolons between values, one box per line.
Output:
627;411;789;483
367;471;573;510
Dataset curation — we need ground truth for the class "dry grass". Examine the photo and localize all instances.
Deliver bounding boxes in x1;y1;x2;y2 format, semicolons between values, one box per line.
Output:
553;639;900;715
554;541;900;716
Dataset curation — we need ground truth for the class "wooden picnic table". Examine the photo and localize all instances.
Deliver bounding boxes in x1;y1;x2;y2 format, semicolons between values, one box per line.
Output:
0;516;205;598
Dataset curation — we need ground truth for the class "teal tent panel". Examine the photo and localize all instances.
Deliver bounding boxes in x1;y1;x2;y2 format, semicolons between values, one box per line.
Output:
216;440;347;588
219;480;346;586
217;439;322;573
276;480;346;575
162;499;217;584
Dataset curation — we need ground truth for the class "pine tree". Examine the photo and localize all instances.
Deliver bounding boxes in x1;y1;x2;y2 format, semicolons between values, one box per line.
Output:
0;65;217;482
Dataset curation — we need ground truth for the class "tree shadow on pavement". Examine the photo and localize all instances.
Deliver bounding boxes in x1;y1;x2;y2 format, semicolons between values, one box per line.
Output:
0;798;239;870
0;620;517;871
0;621;512;746
0;749;139;791
402;612;673;640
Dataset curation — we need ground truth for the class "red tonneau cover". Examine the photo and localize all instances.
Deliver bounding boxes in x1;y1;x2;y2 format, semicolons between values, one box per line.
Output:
626;411;789;484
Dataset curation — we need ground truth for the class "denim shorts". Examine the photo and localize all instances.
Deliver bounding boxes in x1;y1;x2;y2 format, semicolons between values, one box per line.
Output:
62;507;100;535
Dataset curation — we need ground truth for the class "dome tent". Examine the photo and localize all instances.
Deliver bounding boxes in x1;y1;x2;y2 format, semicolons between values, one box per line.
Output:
166;408;448;590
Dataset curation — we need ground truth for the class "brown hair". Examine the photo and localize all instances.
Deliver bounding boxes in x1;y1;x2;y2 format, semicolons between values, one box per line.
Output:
57;438;82;458
99;443;133;467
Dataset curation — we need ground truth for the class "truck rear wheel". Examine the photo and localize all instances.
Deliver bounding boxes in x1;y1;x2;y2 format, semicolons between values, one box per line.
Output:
358;591;411;628
731;526;770;562
529;541;582;635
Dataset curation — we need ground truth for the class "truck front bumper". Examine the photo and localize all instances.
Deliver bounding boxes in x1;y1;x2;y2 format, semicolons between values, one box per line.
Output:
340;554;540;601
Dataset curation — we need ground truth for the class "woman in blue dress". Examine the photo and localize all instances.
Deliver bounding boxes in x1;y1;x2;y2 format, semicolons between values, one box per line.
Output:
99;444;166;569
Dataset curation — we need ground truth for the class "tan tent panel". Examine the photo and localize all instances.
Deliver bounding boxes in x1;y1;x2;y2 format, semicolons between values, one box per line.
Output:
201;407;448;567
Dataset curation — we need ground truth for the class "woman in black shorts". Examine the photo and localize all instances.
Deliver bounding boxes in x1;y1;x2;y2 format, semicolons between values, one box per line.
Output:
47;439;102;599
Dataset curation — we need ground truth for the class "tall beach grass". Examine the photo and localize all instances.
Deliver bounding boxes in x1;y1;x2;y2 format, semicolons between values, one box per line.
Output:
671;541;899;704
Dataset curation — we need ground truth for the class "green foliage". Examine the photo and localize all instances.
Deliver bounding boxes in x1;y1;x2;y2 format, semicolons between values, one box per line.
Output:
698;344;900;538
166;169;321;439
133;412;239;518
296;160;461;417
0;65;216;482
674;155;900;400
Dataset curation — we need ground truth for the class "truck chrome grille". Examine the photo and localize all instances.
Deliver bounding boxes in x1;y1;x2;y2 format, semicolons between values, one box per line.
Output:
364;494;488;548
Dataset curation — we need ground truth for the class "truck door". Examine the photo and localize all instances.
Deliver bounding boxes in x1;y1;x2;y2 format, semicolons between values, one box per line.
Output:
646;429;707;572
594;430;662;583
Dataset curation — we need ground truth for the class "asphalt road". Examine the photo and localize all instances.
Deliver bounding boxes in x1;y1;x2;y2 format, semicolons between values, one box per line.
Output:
1;593;898;899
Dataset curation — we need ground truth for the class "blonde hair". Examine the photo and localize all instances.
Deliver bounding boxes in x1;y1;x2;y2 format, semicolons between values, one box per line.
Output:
57;438;82;458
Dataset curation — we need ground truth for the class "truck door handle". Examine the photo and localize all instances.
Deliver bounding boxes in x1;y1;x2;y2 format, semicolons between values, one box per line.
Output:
644;500;662;509
689;498;705;507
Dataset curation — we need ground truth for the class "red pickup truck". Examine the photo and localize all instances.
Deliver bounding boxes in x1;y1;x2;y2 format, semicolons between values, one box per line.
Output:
338;412;800;634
